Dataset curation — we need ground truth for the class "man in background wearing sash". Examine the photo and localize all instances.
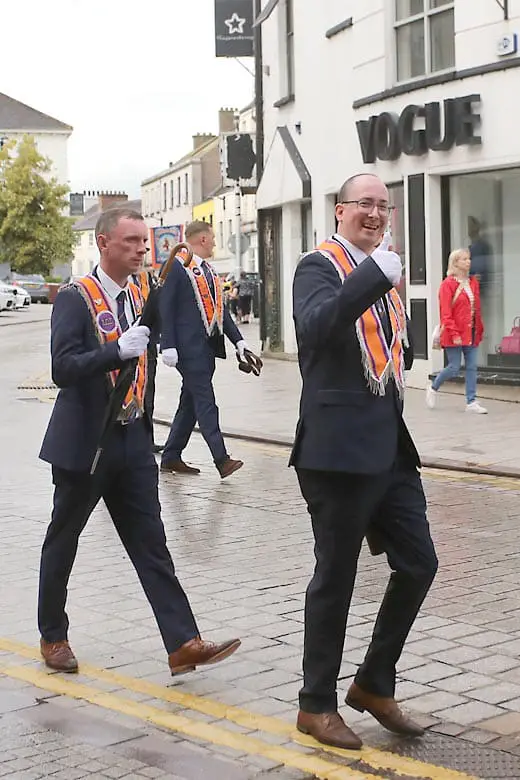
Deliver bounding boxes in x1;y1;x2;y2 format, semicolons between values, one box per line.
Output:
37;207;240;675
291;175;438;750
160;220;247;478
133;267;163;454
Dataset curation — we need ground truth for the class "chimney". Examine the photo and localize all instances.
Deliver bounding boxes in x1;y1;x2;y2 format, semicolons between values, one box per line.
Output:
192;132;215;151
98;190;128;211
219;108;236;134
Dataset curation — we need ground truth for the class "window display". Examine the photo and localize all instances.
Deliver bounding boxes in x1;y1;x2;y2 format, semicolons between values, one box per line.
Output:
449;169;520;371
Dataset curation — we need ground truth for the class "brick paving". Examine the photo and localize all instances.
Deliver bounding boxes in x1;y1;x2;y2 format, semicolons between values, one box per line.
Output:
4;316;520;776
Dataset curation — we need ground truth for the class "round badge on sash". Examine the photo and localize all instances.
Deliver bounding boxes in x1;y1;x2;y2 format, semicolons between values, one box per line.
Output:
193;267;202;277
97;310;117;334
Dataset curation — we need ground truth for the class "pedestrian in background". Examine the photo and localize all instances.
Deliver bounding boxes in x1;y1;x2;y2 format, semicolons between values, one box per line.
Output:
160;221;247;478
237;271;254;324
427;248;487;414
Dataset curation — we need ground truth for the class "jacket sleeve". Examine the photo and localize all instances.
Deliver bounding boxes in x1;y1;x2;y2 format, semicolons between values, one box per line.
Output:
293;252;393;351
439;279;461;341
51;287;123;388
159;260;180;351
223;305;243;345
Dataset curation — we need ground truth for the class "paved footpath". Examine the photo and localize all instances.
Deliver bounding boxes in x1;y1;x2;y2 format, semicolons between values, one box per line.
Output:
153;321;520;477
5;314;520;778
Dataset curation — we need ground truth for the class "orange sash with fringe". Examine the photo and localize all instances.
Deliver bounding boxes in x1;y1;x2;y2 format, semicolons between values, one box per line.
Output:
318;237;407;397
75;275;147;412
183;257;223;335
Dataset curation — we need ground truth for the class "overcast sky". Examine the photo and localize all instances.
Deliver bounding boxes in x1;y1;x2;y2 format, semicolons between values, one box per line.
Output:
1;0;254;198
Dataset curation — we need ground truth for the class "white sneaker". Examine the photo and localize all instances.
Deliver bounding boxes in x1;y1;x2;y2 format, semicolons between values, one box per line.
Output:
426;384;437;409
465;401;488;414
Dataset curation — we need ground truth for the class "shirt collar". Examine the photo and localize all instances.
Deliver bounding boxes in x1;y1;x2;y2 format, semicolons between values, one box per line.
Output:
96;265;129;300
333;234;370;265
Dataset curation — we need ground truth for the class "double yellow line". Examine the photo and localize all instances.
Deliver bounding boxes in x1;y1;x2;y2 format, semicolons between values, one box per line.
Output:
0;637;475;780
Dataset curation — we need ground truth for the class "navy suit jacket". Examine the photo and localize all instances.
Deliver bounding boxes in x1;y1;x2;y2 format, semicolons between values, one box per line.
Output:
289;251;419;474
40;286;152;472
159;258;242;372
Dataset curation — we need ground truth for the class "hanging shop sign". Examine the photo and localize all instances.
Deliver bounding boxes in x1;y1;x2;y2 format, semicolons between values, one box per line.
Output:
356;94;482;164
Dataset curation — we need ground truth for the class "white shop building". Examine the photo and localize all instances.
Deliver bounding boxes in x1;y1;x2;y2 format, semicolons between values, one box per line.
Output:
256;0;520;392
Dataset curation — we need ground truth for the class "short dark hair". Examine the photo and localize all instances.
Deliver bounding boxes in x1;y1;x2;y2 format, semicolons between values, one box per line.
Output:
185;220;213;241
337;173;380;203
95;207;143;238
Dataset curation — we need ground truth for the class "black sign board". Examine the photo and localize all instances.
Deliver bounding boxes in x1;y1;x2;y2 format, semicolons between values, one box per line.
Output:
69;193;84;217
215;0;254;57
356;94;482;163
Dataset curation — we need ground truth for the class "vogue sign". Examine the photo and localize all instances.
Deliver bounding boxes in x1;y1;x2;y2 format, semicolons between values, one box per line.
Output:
356;94;482;163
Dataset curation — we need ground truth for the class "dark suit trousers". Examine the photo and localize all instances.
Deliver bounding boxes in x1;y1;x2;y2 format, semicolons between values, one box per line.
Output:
162;361;227;466
38;419;199;653
296;454;438;713
146;345;158;444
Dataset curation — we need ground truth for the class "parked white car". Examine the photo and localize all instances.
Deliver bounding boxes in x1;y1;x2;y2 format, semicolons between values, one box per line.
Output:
3;282;31;309
0;283;15;312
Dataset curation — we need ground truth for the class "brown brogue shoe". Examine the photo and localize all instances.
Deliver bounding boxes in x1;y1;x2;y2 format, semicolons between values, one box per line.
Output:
168;636;241;675
346;682;424;736
297;710;362;750
217;458;243;479
40;639;78;673
161;460;201;475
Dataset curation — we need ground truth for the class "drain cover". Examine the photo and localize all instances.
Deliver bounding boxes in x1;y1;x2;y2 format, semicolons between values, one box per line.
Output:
17;383;57;390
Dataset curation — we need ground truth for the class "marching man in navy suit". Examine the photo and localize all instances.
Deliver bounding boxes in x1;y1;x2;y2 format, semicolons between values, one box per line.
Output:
291;174;438;750
160;220;247;478
38;207;240;675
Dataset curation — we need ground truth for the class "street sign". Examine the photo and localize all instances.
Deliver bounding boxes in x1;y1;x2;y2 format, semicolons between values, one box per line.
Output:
228;232;250;255
219;132;257;188
215;0;254;57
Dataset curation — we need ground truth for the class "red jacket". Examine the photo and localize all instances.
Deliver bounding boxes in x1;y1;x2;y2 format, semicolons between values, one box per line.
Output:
439;275;484;348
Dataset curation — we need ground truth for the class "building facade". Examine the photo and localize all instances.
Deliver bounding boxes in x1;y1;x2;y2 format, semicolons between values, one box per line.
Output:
71;193;140;277
0;92;72;186
256;0;520;391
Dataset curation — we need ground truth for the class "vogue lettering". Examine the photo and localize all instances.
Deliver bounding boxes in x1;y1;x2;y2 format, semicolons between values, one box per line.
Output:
356;95;482;163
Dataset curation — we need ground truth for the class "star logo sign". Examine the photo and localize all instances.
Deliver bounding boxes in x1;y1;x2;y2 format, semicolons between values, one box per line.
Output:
224;12;246;34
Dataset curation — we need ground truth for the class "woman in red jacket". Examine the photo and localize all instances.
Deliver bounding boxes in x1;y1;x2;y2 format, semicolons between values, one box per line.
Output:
426;248;487;413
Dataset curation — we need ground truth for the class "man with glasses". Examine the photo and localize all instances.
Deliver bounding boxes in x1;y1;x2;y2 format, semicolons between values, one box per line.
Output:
291;173;438;750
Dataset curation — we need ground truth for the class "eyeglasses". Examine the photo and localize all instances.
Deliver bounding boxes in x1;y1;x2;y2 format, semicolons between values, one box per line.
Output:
340;200;395;216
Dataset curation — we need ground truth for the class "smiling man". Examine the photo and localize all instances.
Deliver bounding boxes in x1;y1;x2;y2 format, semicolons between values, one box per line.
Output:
290;174;438;750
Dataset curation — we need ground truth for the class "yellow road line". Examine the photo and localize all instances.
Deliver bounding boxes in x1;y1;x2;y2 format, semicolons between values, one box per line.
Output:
0;638;475;780
0;663;377;780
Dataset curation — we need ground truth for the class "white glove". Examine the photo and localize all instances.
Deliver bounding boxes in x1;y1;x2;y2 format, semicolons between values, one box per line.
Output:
162;347;178;368
118;324;150;360
371;247;402;287
236;340;248;360
379;231;392;251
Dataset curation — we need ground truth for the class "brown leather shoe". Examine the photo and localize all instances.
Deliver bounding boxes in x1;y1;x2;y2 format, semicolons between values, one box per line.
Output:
297;710;362;750
40;639;78;673
168;636;241;675
345;682;424;736
161;459;201;475
217;457;243;479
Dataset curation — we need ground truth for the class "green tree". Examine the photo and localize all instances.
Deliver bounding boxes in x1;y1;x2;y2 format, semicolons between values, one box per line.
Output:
0;135;74;276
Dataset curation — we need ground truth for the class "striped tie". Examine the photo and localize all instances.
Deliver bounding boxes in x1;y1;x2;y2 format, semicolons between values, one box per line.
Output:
116;291;129;332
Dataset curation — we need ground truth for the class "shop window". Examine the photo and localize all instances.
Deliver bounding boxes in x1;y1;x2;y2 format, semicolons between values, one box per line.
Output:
395;0;455;82
447;168;520;372
408;174;426;285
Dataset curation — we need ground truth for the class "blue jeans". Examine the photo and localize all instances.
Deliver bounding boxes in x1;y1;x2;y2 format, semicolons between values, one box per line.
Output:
432;346;478;404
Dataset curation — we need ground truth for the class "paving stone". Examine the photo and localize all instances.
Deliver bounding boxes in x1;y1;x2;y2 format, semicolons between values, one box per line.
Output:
466;682;520;705
435;701;507;726
401;662;461;684
478;711;520;735
406;690;468;713
460;655;520;675
430;672;498;694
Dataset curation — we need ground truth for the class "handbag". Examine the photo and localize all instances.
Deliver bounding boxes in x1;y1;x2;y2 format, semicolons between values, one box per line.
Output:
432;282;465;350
498;317;520;354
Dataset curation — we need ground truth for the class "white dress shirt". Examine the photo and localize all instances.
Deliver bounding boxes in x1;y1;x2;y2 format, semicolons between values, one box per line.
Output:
96;265;135;326
333;233;370;266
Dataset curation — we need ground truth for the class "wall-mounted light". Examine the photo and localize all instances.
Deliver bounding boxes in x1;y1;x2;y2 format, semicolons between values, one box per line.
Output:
295;122;302;135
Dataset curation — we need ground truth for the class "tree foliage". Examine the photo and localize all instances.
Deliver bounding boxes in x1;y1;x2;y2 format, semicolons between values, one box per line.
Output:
0;135;74;275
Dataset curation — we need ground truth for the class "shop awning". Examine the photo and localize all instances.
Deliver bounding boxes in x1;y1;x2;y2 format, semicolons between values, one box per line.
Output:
253;0;279;27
